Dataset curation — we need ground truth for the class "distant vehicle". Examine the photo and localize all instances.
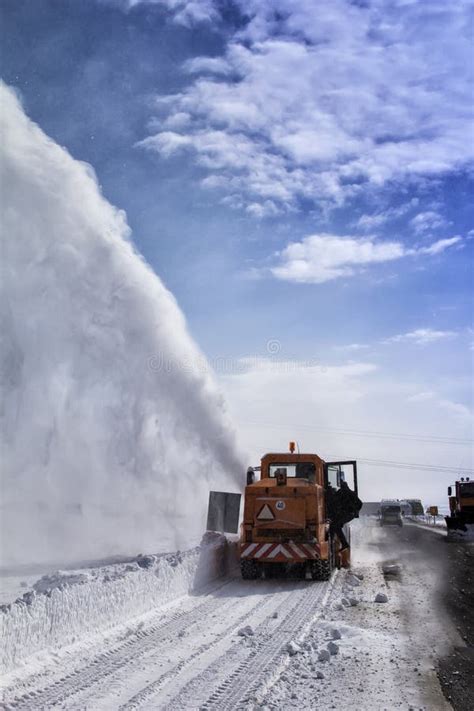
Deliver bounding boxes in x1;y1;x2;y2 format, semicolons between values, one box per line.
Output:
445;478;474;536
381;499;410;516
398;500;412;516
380;504;403;527
406;499;424;516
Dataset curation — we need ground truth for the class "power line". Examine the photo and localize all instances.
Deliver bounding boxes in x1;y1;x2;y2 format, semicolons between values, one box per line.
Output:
245;442;473;475
355;458;473;475
239;420;472;446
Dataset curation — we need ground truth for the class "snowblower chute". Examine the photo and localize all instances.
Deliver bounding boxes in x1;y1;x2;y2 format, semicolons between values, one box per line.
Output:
207;491;241;534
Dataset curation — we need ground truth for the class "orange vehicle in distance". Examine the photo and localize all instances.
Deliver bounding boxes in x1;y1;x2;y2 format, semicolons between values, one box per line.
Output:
240;443;361;580
446;477;474;537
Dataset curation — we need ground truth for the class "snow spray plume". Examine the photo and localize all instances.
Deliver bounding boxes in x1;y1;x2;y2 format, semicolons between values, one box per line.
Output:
0;82;244;567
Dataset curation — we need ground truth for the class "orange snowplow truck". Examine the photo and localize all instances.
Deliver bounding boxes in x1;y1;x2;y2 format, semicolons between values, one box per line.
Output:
240;445;360;580
445;477;474;534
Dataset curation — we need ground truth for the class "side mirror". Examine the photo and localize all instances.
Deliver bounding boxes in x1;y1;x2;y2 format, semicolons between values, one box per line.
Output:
246;467;255;486
447;486;452;496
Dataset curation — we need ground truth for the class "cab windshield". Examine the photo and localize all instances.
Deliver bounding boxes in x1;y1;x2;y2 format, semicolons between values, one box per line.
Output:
460;482;474;497
269;462;315;481
382;506;401;514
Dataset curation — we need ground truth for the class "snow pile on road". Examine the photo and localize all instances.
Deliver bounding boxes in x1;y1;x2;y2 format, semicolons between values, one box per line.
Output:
1;533;234;676
0;81;244;568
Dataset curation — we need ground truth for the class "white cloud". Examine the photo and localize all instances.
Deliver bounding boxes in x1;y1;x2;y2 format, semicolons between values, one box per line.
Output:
171;0;218;28
410;211;448;234
139;0;474;213
104;0;219;26
269;233;462;284
162;112;192;129
356;199;419;231
384;329;457;346
245;200;281;218
418;237;462;255
334;343;369;352
407;391;435;403
184;56;232;75
140;130;193;157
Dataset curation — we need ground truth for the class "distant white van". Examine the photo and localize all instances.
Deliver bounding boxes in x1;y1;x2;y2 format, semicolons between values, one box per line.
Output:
380;503;403;527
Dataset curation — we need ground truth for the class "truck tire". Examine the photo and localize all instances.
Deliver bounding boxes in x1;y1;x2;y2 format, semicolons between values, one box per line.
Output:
310;558;332;581
241;559;260;580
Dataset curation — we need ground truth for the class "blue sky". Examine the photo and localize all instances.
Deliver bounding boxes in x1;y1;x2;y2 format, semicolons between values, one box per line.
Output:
1;0;473;501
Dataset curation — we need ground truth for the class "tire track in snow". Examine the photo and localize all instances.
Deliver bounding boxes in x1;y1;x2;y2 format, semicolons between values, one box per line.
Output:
160;573;337;711
118;588;282;710
4;585;238;710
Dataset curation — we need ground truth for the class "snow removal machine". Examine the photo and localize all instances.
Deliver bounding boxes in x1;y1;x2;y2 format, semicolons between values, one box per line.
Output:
207;443;361;580
445;478;474;537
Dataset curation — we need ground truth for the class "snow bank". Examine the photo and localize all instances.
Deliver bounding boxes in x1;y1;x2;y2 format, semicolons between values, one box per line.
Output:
409;515;447;529
0;81;244;568
0;533;235;675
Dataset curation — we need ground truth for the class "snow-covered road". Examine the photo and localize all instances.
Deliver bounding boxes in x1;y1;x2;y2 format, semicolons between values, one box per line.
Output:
1;522;462;710
2;573;334;710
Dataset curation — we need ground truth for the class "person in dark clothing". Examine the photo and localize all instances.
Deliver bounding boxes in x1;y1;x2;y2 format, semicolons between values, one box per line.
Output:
338;480;363;522
326;481;362;550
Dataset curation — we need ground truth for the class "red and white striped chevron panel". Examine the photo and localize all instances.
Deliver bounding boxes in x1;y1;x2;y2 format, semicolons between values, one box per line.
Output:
240;541;320;561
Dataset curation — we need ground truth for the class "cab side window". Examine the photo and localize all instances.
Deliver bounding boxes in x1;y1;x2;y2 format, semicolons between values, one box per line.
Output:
296;462;316;482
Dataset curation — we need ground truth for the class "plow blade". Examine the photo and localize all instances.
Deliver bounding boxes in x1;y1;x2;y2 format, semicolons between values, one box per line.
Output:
207;491;241;534
445;516;466;531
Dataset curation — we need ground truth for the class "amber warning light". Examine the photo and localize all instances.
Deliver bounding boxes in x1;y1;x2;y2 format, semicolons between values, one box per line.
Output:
289;441;295;453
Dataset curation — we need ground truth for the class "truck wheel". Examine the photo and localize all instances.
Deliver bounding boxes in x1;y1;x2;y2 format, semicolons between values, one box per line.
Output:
263;563;279;578
311;559;331;581
241;559;260;580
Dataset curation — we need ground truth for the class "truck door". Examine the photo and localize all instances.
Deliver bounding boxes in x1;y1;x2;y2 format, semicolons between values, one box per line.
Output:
324;461;358;498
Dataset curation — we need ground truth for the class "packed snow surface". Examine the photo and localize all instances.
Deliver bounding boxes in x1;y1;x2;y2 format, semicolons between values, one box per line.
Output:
0;81;243;567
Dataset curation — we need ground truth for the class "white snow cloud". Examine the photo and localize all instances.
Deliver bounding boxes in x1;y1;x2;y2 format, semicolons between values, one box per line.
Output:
140;0;474;213
0;82;243;566
269;233;462;284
